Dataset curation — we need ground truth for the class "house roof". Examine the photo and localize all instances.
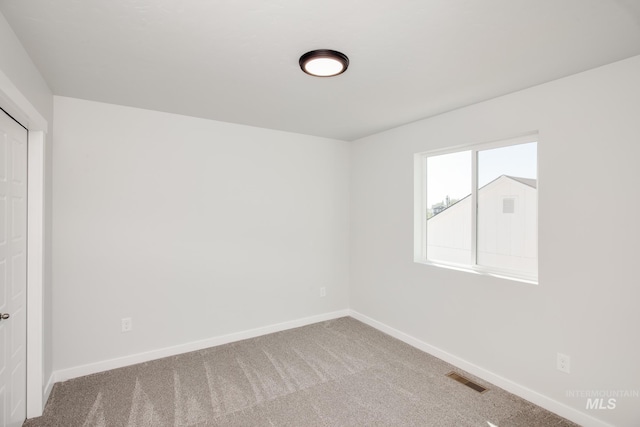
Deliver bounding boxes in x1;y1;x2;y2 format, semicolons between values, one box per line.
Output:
505;176;537;189
429;175;537;219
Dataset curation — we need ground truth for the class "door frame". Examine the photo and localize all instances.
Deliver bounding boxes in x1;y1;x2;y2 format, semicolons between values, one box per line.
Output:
0;69;47;418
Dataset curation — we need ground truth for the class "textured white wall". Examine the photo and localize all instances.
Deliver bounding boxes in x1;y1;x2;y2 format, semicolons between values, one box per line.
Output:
350;56;640;427
52;97;350;370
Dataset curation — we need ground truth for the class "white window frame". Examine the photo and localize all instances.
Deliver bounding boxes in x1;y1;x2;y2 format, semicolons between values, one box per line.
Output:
413;133;538;284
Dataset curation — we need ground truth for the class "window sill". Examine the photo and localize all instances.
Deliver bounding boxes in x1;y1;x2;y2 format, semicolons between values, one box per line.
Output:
414;259;538;285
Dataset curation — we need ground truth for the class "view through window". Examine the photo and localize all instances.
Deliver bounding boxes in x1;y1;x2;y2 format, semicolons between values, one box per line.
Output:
416;136;538;282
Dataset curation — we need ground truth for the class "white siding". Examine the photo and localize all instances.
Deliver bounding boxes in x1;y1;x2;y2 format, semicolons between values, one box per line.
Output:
426;176;537;274
427;197;471;265
477;177;537;274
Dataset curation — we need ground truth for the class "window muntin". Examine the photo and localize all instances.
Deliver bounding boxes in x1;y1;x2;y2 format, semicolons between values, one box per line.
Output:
415;135;538;283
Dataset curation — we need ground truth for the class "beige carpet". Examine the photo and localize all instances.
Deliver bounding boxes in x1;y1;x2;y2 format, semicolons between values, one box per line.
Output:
24;317;579;426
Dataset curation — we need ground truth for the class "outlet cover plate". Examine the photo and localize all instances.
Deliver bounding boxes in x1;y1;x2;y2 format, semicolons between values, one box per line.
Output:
557;353;570;374
121;317;133;333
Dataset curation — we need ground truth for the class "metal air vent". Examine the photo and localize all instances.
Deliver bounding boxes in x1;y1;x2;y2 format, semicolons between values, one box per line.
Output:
446;371;488;393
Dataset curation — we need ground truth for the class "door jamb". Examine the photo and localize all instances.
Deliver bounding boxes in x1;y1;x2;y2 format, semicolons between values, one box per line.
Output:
0;69;48;418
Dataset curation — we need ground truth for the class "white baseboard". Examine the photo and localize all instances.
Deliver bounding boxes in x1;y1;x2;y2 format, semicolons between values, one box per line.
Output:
52;309;350;384
349;310;613;427
43;373;55;407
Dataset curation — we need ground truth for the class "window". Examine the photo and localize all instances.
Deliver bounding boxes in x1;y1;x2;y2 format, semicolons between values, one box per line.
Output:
414;135;538;283
502;198;515;214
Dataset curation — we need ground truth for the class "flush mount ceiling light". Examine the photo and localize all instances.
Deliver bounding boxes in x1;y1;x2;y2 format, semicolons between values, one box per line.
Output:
299;49;349;77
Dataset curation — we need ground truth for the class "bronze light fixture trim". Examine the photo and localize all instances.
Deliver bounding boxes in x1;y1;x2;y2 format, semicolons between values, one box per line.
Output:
299;49;349;77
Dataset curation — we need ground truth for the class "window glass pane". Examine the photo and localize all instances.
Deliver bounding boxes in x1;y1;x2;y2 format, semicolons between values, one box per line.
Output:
477;142;537;275
426;151;472;264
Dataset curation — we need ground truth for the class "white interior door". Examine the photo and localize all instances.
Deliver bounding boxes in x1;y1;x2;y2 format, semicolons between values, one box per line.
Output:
0;109;28;427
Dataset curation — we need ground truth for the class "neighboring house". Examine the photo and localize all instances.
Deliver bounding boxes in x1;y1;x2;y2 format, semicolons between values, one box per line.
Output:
427;175;537;275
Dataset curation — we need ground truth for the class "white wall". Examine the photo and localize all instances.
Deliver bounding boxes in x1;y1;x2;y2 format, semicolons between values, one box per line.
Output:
0;12;52;123
0;10;54;410
52;97;350;371
350;55;640;427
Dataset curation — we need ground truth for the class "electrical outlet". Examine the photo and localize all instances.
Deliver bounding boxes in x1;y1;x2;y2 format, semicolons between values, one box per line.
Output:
121;317;132;333
320;287;326;297
557;353;570;374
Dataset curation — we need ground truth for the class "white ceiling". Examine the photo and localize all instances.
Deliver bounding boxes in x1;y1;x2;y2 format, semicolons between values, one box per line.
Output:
1;0;640;141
